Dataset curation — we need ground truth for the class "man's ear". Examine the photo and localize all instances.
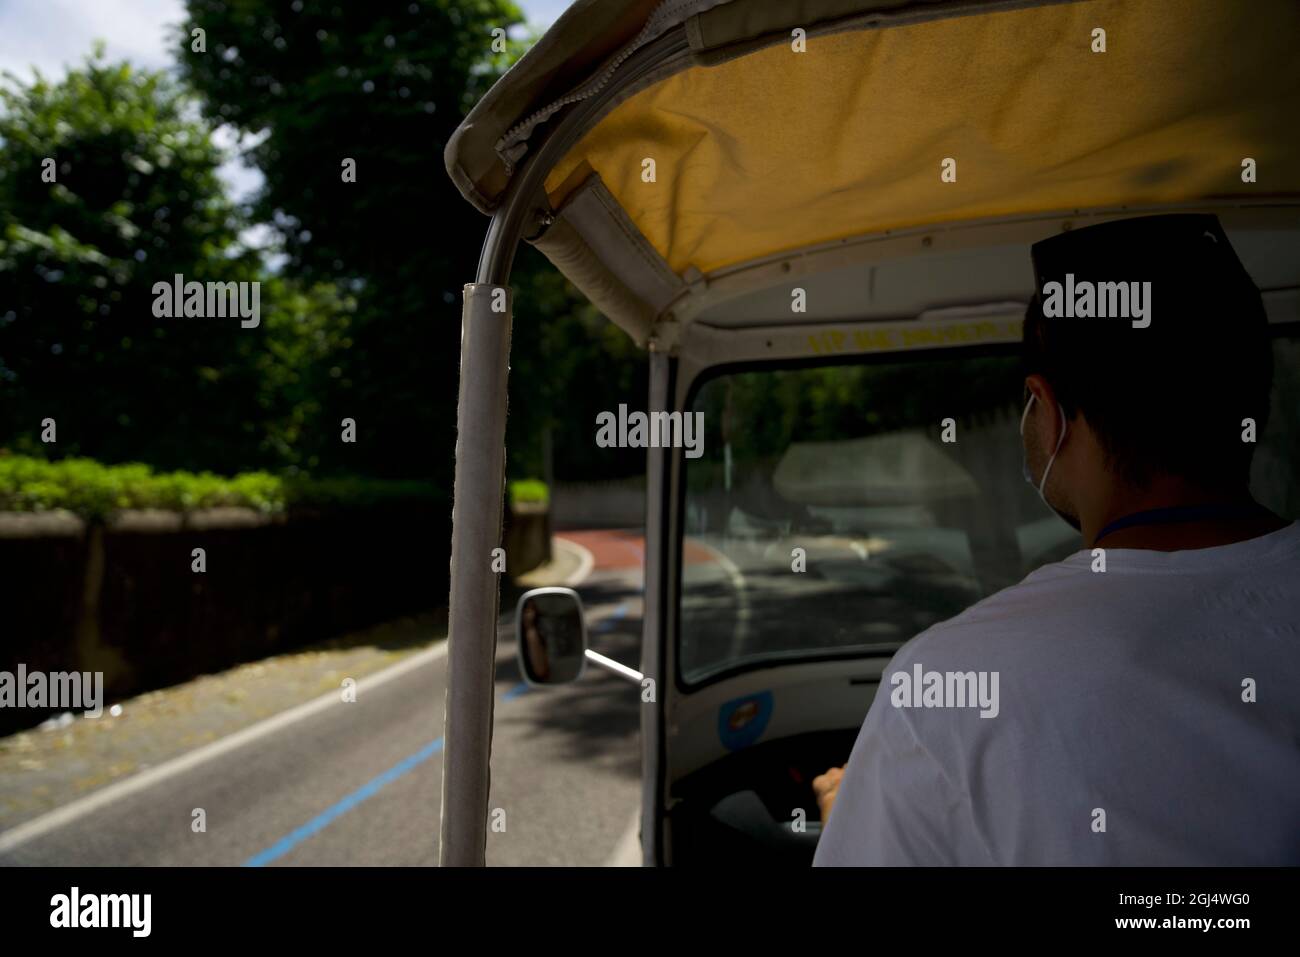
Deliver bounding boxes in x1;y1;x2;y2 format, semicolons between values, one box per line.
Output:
1025;374;1066;446
1024;373;1051;406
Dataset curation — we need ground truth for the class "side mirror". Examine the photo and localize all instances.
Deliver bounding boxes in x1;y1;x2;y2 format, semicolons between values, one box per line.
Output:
515;587;588;686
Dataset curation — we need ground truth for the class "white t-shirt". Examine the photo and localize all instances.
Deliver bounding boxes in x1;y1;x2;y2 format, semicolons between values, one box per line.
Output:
814;521;1300;866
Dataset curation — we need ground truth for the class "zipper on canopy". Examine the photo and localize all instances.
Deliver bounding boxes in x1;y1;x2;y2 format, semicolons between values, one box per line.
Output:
495;0;708;172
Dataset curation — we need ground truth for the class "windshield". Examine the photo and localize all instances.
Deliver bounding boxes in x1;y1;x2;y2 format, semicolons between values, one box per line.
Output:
677;339;1300;686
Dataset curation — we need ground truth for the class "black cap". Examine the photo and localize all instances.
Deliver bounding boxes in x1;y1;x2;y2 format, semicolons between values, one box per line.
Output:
1027;213;1258;327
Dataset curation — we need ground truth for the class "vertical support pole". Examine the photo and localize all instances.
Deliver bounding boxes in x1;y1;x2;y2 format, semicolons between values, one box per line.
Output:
439;282;512;867
639;348;672;865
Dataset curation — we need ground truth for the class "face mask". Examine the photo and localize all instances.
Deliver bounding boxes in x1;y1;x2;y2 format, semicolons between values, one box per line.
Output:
1020;393;1068;505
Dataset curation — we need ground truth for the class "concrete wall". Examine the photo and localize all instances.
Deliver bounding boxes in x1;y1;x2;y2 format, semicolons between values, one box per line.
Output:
503;501;551;576
0;505;451;732
550;476;645;530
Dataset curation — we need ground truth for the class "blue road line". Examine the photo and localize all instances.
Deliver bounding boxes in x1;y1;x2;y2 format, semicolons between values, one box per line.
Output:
244;736;444;867
244;600;635;866
592;602;629;633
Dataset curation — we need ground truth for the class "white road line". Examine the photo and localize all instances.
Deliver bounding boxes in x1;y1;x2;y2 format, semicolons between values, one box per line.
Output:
0;640;450;854
694;537;751;660
555;535;595;586
602;812;643;866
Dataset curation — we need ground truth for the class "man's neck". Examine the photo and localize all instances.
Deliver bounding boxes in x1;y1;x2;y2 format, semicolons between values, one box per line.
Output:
1084;482;1287;552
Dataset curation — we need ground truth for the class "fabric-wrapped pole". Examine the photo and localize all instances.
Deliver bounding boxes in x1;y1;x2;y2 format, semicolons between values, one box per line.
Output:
439;282;513;867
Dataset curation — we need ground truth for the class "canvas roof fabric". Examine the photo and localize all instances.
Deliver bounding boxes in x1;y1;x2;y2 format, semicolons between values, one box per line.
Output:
446;0;1300;343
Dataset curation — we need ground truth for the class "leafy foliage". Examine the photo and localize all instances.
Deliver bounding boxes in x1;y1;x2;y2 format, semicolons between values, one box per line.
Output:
687;356;1026;491
176;0;526;482
0;51;357;474
0;454;439;520
506;245;649;482
2;4;649;491
507;477;548;506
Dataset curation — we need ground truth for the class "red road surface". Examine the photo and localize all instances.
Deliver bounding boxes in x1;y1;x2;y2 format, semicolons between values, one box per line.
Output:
556;529;716;569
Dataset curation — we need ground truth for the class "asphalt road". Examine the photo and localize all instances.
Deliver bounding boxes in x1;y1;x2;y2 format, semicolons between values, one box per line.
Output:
0;532;646;867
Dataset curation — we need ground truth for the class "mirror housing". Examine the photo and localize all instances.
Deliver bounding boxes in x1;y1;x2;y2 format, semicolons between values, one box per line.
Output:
515;587;588;686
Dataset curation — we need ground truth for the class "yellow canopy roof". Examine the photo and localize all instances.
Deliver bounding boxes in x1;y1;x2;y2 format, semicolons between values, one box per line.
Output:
448;0;1300;342
544;0;1299;275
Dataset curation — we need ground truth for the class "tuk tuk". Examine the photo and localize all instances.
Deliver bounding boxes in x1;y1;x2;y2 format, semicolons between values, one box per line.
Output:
439;0;1300;865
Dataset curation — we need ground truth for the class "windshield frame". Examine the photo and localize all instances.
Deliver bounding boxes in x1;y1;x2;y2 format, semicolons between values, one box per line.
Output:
671;322;1300;693
672;340;1026;693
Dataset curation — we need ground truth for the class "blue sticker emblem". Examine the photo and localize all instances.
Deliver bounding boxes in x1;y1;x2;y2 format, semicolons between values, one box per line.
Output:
718;691;773;751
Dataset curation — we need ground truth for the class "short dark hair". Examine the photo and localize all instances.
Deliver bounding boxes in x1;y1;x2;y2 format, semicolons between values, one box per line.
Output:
1022;214;1273;488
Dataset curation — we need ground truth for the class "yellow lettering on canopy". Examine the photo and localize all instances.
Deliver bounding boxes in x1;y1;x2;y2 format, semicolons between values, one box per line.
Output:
804;318;1022;357
852;329;894;351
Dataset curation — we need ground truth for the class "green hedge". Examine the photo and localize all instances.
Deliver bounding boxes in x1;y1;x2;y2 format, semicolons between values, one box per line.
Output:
0;455;441;520
508;478;549;507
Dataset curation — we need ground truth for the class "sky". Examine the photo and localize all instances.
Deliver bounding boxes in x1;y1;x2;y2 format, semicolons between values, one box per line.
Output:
0;0;570;77
0;0;572;205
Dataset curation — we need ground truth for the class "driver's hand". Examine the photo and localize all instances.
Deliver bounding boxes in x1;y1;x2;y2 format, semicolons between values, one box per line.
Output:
812;765;845;823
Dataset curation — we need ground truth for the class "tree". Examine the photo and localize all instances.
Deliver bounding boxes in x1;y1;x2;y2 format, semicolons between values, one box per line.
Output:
0;50;355;473
177;0;527;482
507;245;648;483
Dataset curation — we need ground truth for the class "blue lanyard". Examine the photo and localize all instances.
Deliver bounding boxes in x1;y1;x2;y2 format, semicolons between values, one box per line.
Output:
1092;503;1266;547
